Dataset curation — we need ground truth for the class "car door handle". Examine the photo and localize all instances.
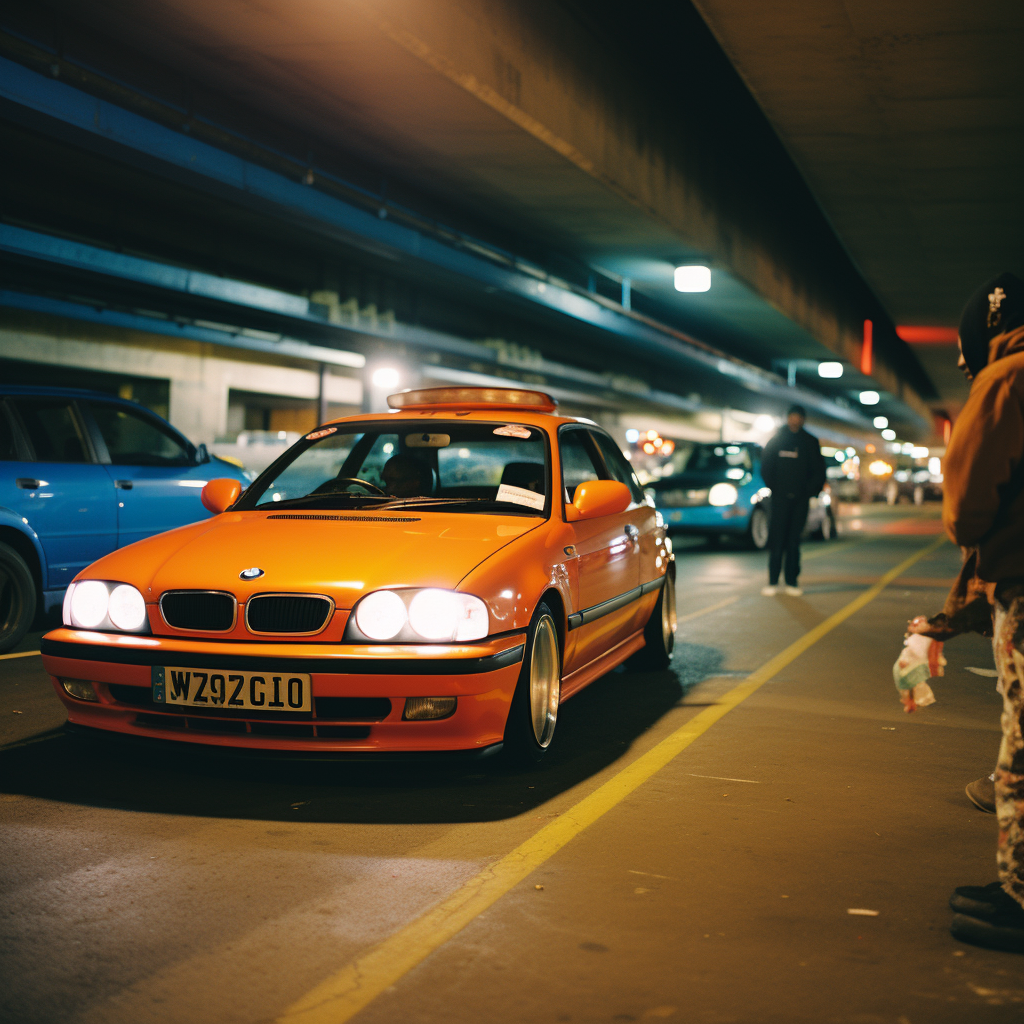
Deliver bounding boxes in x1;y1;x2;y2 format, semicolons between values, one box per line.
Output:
624;524;639;540
115;480;133;490
15;478;41;490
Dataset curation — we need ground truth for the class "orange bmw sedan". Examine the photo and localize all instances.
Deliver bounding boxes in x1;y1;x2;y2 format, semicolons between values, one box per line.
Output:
41;387;676;762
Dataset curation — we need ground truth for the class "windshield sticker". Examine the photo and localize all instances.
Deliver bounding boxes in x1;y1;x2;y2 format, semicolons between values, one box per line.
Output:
305;427;337;441
496;483;546;510
493;425;532;439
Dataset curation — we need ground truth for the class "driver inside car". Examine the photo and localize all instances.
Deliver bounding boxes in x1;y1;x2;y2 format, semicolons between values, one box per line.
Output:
381;453;433;498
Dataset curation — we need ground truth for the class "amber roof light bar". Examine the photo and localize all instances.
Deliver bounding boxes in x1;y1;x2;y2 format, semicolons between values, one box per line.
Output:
387;386;558;412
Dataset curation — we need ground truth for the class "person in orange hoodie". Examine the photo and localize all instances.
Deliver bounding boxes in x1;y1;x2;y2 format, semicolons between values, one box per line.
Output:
909;271;1024;952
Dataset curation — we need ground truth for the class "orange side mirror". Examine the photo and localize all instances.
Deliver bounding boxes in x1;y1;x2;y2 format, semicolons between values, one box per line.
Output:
572;479;632;520
201;478;242;514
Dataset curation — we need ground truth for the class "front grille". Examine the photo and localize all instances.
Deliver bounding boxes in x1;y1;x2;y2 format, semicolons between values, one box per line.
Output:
133;712;369;741
160;591;235;631
657;488;709;508
315;697;392;721
245;594;333;634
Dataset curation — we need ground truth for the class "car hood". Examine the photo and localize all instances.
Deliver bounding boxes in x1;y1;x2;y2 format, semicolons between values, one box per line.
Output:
85;510;543;607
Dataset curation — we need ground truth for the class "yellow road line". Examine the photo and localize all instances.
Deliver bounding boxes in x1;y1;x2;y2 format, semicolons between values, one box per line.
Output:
0;650;40;661
276;534;946;1024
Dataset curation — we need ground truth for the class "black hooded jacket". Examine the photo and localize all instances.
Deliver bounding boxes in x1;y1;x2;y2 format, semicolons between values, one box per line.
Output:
761;427;826;501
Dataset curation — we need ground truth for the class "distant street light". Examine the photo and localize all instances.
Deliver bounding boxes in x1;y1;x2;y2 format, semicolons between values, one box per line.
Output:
674;265;711;292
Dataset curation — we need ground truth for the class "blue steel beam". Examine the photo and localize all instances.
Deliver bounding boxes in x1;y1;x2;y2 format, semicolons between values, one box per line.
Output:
0;55;896;430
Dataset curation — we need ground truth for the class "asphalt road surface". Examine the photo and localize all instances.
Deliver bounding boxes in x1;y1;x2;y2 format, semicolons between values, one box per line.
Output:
2;504;1020;1024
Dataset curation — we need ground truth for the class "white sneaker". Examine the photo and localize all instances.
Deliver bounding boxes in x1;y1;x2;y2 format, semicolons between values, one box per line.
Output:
761;585;778;596
784;585;803;596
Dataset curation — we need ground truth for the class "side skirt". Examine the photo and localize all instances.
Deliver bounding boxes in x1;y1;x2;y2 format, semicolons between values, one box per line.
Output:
559;630;646;702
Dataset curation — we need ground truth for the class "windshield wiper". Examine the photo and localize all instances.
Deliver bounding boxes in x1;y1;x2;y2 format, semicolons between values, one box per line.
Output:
378;497;545;514
255;493;394;511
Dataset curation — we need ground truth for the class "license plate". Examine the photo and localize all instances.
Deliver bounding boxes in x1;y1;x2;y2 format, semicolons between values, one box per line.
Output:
152;666;312;712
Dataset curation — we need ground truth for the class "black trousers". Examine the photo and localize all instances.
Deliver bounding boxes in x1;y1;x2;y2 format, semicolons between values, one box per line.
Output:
767;495;809;586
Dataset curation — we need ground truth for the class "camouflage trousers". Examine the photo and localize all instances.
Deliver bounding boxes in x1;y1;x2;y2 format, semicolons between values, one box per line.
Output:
993;590;1024;908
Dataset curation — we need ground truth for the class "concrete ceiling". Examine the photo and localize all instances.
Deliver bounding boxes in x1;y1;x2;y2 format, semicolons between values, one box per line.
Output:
690;0;1024;412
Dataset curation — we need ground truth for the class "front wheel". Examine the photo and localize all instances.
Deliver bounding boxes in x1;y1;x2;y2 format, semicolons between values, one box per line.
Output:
748;506;770;550
0;543;36;654
630;576;676;670
502;602;561;766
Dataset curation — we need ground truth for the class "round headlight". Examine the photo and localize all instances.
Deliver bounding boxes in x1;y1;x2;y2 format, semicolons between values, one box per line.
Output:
408;590;488;642
408;589;461;640
108;584;147;631
355;590;408;640
708;482;738;507
70;580;109;629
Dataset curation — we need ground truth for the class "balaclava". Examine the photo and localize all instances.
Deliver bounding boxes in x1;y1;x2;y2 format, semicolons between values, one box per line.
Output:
958;272;1024;377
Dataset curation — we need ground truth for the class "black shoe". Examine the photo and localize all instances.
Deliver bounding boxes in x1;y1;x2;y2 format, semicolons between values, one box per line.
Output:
966;775;997;814
951;908;1024;953
949;881;1012;920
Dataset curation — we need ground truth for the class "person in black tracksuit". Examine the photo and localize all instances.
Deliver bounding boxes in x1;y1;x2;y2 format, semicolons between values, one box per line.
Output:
759;404;826;595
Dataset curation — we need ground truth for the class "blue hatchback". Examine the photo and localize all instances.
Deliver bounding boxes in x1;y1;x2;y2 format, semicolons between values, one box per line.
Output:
647;441;834;549
0;386;248;651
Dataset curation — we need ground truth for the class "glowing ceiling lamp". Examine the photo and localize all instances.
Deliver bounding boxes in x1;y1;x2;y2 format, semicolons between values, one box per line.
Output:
817;362;843;378
674;265;711;292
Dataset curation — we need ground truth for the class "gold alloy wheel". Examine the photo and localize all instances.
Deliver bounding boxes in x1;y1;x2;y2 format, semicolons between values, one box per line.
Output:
661;578;677;655
529;614;560;748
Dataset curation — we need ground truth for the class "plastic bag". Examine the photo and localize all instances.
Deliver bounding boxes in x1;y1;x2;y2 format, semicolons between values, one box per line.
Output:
893;632;945;713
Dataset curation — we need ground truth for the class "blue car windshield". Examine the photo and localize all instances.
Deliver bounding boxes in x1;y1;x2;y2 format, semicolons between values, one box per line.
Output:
237;421;550;515
670;443;754;475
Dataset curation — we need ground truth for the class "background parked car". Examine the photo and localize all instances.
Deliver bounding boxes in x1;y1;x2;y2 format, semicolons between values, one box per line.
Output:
0;385;249;651
645;440;835;548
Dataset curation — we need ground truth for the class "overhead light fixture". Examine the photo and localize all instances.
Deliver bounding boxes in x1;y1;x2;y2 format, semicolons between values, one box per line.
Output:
674;265;711;292
873;416;888;429
859;391;880;405
817;362;843;378
753;415;775;433
371;366;401;389
881;428;896;441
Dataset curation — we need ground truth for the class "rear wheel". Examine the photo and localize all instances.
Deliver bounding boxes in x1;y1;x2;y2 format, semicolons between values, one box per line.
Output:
502;602;561;766
630;575;677;670
748;506;770;550
0;543;36;654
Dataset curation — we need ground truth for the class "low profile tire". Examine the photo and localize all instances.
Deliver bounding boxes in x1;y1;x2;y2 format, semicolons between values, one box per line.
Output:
502;602;561;766
0;542;36;654
630;575;677;671
748;506;770;550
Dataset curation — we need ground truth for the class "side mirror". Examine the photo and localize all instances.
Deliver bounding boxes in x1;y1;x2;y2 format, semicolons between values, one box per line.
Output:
195;442;211;465
569;479;632;520
201;478;242;514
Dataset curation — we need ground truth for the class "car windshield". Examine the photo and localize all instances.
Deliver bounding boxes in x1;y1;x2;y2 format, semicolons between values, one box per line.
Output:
237;421;550;515
664;443;754;476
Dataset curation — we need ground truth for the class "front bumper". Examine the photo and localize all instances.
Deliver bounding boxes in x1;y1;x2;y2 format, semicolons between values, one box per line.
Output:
659;505;750;533
41;628;525;753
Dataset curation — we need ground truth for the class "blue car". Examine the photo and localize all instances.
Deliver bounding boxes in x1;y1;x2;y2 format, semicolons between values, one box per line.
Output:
646;441;835;549
0;386;248;651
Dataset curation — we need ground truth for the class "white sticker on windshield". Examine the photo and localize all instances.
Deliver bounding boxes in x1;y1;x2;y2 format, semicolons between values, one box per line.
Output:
305;427;337;441
493;425;532;439
496;483;546;510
